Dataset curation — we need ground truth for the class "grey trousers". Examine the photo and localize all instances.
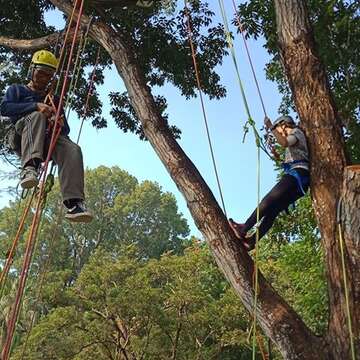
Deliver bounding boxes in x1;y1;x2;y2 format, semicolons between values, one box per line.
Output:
15;111;85;201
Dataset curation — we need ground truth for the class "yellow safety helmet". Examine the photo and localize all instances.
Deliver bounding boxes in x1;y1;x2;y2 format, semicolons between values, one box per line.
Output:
31;50;59;70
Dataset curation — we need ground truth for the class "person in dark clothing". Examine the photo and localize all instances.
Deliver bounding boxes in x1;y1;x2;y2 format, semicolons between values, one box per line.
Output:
229;115;310;250
0;50;93;223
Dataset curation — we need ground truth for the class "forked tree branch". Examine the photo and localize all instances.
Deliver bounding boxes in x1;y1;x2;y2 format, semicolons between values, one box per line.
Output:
0;32;62;51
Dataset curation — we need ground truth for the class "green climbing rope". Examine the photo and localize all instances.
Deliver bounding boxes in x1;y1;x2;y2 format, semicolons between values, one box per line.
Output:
217;1;265;358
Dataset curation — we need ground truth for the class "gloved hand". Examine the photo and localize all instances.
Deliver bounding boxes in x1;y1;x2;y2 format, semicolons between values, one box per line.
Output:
264;116;272;130
48;114;64;127
37;103;55;118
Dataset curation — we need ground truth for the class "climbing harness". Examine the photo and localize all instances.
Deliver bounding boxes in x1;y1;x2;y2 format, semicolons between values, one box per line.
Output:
282;160;310;196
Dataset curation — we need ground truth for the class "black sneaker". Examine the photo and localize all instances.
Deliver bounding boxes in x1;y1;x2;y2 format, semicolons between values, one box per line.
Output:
65;201;93;223
20;166;39;189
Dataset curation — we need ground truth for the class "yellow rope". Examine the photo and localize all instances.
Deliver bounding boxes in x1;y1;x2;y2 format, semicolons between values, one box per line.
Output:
252;146;261;360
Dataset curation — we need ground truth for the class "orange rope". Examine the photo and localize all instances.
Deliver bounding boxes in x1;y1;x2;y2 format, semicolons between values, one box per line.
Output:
257;334;269;360
19;206;64;360
184;0;227;217
0;192;35;290
54;0;80;81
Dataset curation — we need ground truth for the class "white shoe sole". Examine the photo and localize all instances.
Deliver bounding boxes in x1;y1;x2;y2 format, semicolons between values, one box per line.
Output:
65;212;93;223
20;178;39;189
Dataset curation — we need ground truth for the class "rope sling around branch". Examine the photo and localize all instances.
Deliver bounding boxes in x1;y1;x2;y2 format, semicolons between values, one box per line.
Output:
1;1;85;358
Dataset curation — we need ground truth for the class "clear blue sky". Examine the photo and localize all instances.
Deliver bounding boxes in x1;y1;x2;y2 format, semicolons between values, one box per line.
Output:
0;1;283;238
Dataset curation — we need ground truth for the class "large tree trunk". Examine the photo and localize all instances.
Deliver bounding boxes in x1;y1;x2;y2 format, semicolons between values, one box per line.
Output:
274;0;359;358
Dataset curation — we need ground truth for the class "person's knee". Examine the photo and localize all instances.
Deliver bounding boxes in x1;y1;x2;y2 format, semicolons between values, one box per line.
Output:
73;143;82;156
30;111;47;122
260;194;276;211
69;142;83;162
15;111;46;135
27;111;47;129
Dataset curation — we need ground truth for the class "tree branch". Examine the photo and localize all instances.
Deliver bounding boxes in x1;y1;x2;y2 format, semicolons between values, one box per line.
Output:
89;0;153;8
0;32;62;51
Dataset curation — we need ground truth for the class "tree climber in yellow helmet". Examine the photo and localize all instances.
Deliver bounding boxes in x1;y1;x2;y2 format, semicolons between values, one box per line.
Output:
0;50;93;223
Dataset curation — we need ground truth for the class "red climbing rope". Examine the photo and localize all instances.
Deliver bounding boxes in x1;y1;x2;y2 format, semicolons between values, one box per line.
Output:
0;192;35;292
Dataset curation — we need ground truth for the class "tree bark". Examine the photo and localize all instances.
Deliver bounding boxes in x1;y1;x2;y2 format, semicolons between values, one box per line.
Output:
274;0;359;358
89;0;153;8
340;164;360;336
0;33;61;51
